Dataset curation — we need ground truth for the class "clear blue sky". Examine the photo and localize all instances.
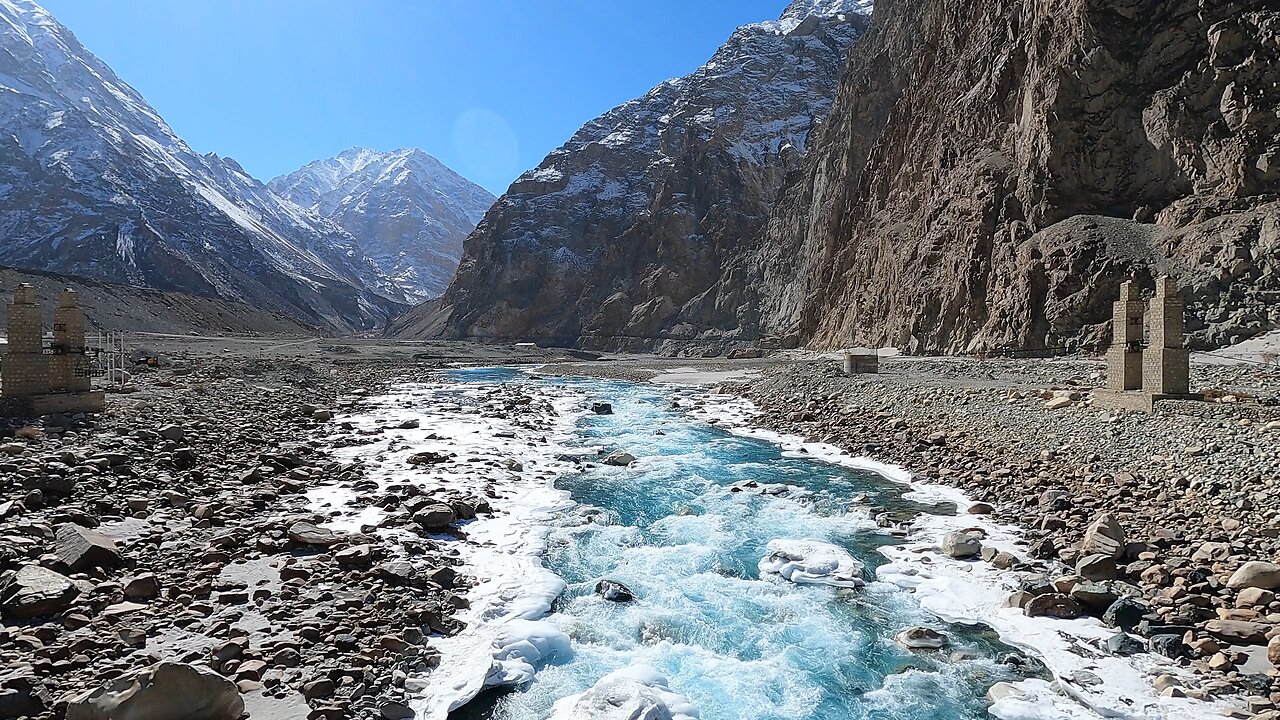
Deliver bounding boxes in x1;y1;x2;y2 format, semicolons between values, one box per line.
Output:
39;0;787;195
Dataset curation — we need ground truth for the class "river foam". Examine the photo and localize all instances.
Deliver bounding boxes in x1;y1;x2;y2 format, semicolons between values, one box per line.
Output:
689;391;1227;720
320;369;1225;720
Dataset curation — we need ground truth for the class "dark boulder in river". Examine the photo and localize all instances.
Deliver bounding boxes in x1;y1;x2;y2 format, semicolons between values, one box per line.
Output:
595;579;634;603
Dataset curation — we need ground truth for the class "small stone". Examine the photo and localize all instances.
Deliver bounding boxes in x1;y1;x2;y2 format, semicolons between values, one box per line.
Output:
1068;670;1102;687
1237;588;1275;608
986;682;1025;703
590;402;613;415
123;573;161;600
335;544;374;566
1081;514;1125;559
157;424;186;442
378;635;414;654
1152;674;1181;692
896;626;949;649
1106;632;1145;656
1207;652;1235;672
1190;542;1231;563
603;451;636;467
381;701;415;720
1149;635;1185;659
301;678;335;700
1188;641;1220;662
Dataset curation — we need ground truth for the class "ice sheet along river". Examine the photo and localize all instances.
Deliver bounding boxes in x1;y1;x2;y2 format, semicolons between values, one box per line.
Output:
444;368;1039;720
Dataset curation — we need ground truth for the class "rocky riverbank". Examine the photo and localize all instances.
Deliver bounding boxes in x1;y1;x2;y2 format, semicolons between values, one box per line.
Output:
724;357;1280;718
0;354;479;720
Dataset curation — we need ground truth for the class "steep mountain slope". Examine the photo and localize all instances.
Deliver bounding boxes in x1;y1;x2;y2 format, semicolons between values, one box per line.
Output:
0;0;405;330
756;0;1280;353
270;148;494;302
402;0;871;348
0;266;318;335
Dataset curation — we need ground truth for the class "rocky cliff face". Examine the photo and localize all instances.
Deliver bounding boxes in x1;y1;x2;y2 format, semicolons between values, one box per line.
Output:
270;148;494;303
404;0;870;348
0;0;406;330
758;0;1280;353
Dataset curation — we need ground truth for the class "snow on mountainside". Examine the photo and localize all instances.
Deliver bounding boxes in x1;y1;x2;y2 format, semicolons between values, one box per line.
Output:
0;0;406;329
403;0;870;347
270;148;494;302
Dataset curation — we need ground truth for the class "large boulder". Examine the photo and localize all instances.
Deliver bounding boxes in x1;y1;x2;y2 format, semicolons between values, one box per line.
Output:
1102;597;1149;631
595;579;635;603
55;524;121;573
1023;593;1083;619
0;565;80;618
1269;635;1280;668
413;504;457;530
1081;514;1125;559
65;662;243;720
941;530;982;559
1204;619;1271;645
896;626;949;649
1076;554;1118;581
0;675;48;718
1226;561;1280;590
285;522;342;546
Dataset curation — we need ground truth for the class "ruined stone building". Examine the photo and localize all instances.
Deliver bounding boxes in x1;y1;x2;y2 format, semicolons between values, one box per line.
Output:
1096;277;1194;413
0;284;104;415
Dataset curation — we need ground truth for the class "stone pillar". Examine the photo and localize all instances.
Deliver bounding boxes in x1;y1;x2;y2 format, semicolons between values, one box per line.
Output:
49;288;90;393
1143;277;1190;395
1106;280;1144;391
2;283;49;397
843;351;878;374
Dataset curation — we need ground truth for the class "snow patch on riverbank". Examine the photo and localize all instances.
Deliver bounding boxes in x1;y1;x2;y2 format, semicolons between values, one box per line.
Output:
315;376;593;719
692;391;1225;720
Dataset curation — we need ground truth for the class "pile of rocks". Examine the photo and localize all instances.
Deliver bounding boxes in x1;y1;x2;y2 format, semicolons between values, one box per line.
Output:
738;357;1280;717
0;355;470;720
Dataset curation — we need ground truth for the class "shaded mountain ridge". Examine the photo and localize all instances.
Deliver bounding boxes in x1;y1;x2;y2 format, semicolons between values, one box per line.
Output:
398;0;872;349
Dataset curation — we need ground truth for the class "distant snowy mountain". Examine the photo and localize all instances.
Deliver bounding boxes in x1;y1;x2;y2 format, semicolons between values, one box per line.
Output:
270;148;494;302
0;0;405;329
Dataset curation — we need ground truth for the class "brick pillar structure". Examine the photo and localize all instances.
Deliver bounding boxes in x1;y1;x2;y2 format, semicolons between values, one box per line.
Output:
1106;280;1145;391
2;283;49;398
1143;277;1190;395
48;288;90;393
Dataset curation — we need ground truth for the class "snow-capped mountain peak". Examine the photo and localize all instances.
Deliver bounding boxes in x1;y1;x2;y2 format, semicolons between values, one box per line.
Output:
0;0;408;329
270;148;495;302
